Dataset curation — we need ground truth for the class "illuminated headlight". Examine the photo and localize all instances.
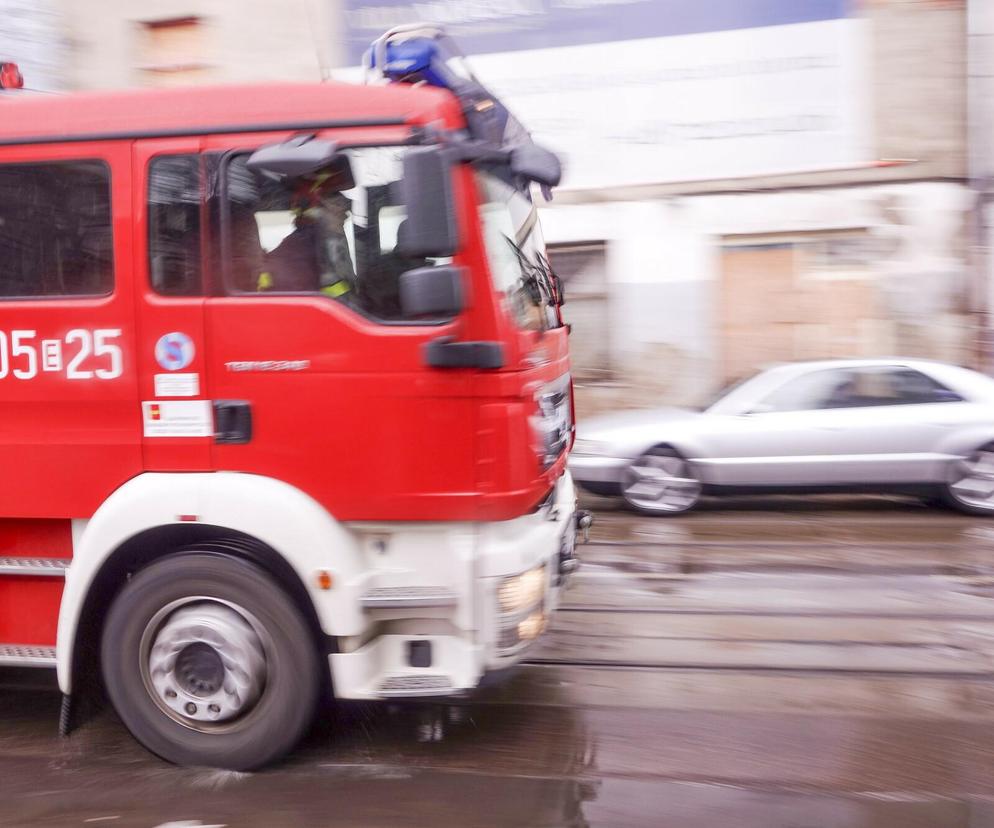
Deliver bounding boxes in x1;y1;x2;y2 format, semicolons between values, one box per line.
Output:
517;610;547;641
498;565;546;613
571;438;609;456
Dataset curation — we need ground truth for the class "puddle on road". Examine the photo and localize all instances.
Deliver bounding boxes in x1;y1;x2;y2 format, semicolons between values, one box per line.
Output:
582;494;994;550
3;680;993;826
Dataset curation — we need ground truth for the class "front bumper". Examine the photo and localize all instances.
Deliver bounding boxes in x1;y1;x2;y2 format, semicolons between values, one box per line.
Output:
330;472;578;700
568;453;628;484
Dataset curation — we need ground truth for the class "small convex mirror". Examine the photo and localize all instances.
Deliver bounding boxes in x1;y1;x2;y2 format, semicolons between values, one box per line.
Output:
247;136;353;184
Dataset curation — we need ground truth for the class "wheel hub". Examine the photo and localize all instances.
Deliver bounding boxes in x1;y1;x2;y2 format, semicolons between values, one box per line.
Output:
175;642;226;697
623;454;701;513
142;600;267;727
950;450;994;510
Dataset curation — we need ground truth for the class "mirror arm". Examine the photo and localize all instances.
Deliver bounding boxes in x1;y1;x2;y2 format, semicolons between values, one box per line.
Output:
447;141;510;164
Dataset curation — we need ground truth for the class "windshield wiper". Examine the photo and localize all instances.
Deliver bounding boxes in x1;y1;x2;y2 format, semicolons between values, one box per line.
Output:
503;234;556;306
538;252;564;307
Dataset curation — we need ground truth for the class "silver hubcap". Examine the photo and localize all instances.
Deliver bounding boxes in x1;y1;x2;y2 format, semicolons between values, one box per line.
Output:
141;600;268;730
622;454;701;513
949;450;994;510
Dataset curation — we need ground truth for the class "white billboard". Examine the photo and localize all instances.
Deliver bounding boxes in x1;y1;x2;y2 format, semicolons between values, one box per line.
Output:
341;1;871;190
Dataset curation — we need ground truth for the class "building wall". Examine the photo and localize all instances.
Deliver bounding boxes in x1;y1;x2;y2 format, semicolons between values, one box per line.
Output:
61;0;335;90
539;0;973;418
0;0;66;91
968;0;994;369
546;179;973;418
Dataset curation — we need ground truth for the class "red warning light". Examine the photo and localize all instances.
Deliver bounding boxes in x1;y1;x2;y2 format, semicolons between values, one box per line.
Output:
0;63;24;90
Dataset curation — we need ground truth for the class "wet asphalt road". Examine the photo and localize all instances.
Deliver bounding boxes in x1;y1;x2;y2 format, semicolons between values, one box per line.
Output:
7;495;994;826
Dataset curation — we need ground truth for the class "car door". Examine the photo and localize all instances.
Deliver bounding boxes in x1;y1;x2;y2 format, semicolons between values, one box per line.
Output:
700;367;867;486
808;365;973;483
702;365;969;487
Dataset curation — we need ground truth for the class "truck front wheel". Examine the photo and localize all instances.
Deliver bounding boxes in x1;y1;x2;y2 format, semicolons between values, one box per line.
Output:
101;552;321;770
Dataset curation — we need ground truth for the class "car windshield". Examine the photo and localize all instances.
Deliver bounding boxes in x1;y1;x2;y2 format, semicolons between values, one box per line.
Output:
475;171;561;332
699;371;764;413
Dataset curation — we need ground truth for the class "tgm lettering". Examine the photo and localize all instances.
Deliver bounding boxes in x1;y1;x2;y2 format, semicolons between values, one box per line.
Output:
0;329;123;380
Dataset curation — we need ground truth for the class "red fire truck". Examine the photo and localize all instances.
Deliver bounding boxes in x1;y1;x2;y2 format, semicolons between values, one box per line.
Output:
0;29;582;769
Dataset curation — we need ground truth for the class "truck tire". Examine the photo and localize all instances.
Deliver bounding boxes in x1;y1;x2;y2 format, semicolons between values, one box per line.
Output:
101;552;321;770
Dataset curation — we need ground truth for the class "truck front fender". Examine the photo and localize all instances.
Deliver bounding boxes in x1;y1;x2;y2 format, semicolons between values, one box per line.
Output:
57;472;366;694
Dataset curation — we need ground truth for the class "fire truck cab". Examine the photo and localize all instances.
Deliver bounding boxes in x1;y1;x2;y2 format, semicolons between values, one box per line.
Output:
0;42;578;769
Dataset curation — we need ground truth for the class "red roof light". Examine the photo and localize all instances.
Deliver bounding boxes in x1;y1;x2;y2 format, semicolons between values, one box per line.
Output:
0;63;24;90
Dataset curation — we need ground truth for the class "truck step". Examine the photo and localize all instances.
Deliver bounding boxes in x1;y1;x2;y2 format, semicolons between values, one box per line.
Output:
361;586;457;609
0;644;56;667
0;557;70;576
378;673;454;697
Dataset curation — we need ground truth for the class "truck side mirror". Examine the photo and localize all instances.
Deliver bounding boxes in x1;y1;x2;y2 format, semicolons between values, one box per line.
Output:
398;147;459;257
399;265;466;318
510;143;562;188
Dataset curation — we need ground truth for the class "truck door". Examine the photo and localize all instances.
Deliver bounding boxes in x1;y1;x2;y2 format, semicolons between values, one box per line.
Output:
203;142;477;520
135;140;212;472
0;141;141;518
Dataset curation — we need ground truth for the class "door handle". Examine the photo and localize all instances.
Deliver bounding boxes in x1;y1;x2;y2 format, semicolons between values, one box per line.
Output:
213;400;252;444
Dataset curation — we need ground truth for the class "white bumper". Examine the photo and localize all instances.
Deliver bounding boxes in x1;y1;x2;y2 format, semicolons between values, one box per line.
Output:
568;453;628;485
331;472;577;700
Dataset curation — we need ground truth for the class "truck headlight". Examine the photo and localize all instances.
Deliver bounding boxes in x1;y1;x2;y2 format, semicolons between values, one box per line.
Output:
497;565;546;613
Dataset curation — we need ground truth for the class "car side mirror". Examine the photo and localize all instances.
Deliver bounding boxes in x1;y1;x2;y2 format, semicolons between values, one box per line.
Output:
399;264;466;319
398;147;459;258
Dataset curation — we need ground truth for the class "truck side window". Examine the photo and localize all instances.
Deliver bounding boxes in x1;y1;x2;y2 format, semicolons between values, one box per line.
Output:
222;147;437;321
148;155;202;296
0;160;113;298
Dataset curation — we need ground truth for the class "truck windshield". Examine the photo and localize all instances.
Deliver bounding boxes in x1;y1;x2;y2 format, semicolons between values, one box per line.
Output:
226;146;441;321
475;171;560;332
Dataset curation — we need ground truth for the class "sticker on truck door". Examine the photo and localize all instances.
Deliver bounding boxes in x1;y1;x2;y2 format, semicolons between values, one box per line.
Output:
154;372;200;397
142;400;212;437
154;332;195;371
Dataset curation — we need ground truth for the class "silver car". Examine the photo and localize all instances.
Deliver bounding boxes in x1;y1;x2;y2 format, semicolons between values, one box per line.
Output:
569;359;994;516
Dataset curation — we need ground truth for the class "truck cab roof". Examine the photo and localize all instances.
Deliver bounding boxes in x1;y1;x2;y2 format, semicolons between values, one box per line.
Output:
0;81;463;145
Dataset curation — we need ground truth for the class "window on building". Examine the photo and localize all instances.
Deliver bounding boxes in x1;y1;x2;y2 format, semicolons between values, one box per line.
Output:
0;161;113;298
148;155;202;296
548;242;610;381
137;16;210;86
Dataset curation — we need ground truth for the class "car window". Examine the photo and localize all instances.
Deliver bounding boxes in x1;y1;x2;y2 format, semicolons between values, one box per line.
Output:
758;366;963;412
873;368;963;405
756;369;856;412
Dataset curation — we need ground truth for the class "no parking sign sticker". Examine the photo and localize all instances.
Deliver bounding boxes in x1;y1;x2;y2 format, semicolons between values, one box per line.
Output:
155;332;195;371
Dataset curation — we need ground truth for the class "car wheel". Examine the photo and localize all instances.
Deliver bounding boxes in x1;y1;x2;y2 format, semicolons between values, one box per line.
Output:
944;445;994;516
621;446;702;515
101;552;321;770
